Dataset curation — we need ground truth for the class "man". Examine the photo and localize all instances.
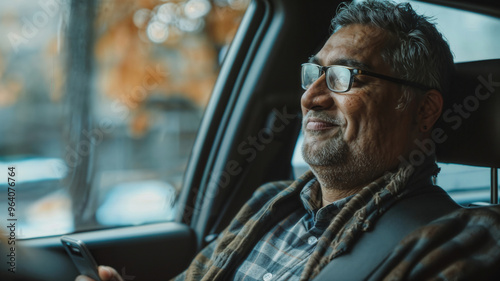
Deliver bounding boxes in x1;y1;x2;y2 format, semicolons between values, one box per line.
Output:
77;1;498;280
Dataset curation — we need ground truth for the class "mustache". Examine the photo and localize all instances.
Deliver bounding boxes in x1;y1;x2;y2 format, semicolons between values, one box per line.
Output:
302;111;345;127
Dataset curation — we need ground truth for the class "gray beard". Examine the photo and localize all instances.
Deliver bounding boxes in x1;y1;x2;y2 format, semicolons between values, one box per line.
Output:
301;129;381;190
301;130;349;166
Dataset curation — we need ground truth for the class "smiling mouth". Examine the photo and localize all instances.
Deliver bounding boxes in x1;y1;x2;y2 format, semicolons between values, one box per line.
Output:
306;118;339;131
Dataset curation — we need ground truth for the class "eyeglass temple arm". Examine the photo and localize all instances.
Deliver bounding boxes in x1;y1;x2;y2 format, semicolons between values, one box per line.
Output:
358;69;432;91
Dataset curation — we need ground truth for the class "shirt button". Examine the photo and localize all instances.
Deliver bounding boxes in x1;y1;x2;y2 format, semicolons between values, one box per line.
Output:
308;236;318;245
263;272;273;281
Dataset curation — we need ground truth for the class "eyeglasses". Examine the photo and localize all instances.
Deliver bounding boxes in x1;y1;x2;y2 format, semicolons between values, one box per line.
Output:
301;63;432;93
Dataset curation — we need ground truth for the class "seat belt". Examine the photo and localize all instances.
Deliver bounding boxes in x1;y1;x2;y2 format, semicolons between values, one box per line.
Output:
312;187;460;281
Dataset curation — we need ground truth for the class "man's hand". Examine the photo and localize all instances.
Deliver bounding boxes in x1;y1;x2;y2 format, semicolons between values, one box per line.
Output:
75;266;124;281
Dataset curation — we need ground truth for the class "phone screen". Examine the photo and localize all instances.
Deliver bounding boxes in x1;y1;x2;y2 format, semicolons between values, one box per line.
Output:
61;236;102;281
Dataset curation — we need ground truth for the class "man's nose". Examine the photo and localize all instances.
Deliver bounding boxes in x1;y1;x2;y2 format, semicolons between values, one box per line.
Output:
301;76;335;111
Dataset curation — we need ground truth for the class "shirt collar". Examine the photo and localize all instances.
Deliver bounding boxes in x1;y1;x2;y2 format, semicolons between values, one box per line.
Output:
300;178;354;223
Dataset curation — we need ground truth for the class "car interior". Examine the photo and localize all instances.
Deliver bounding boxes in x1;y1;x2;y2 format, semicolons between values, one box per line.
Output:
1;0;499;280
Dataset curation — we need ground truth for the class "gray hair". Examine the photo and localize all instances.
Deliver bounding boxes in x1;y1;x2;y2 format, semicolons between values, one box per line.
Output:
331;0;455;109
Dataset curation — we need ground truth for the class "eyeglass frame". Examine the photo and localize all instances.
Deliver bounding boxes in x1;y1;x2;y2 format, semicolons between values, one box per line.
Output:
301;63;432;93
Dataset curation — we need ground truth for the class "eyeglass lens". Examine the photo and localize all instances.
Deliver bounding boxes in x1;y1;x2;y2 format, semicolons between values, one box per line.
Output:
301;64;351;92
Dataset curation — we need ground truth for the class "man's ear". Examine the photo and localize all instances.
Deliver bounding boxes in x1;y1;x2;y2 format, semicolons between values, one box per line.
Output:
418;89;443;132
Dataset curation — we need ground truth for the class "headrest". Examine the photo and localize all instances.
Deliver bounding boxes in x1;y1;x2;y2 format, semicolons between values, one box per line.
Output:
435;59;500;168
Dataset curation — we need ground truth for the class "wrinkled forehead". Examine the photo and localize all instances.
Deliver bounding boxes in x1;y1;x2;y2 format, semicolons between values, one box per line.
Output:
314;24;393;74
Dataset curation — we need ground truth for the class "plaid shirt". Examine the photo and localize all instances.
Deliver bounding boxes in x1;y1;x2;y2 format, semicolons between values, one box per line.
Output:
173;168;406;281
232;179;353;281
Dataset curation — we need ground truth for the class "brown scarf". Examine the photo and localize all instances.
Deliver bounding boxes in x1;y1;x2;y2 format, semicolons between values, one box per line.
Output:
301;163;420;280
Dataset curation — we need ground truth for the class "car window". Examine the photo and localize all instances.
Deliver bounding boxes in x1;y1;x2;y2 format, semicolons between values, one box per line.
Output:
292;1;500;205
0;0;249;238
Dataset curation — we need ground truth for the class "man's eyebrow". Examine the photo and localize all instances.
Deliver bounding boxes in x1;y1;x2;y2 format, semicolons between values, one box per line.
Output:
307;56;373;71
332;58;373;70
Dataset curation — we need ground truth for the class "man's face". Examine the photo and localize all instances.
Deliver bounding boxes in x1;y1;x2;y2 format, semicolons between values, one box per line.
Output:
301;24;420;186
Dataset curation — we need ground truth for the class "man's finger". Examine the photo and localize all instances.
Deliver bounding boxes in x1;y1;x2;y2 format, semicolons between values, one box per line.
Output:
99;266;124;281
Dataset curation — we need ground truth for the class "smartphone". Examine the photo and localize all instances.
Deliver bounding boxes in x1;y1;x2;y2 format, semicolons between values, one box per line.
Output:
61;236;102;281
